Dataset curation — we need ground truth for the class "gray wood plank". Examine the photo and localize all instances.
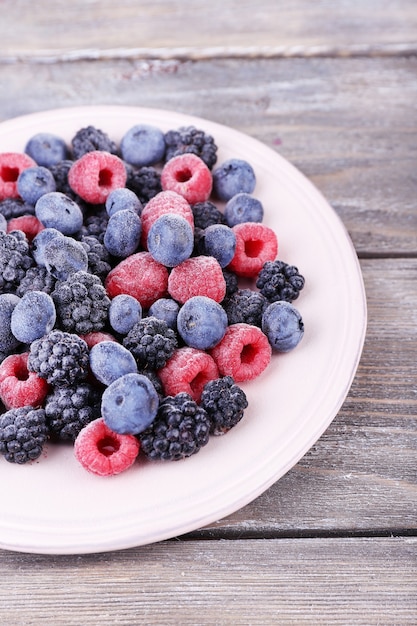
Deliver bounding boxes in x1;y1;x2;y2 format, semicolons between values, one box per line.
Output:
0;57;415;254
1;0;417;60
0;538;415;625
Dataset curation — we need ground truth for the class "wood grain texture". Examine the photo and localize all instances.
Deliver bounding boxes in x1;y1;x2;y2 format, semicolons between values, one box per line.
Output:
0;57;415;255
1;0;417;60
0;538;415;625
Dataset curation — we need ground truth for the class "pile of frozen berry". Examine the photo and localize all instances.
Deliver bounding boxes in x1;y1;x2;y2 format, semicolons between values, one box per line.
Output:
0;122;305;476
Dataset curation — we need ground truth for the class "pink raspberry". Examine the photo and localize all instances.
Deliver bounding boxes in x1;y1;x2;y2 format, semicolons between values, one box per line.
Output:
227;222;278;277
7;215;45;241
210;323;272;382
105;251;169;309
168;256;226;304
0;352;49;409
68;150;127;204
161;154;212;204
79;331;117;348
158;347;219;403
0;152;37;200
74;418;140;476
140;190;193;249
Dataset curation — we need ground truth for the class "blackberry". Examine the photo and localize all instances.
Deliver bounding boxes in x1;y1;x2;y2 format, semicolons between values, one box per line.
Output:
200;376;248;435
0;406;48;464
191;201;225;230
164;126;218;169
256;260;305;303
45;382;102;442
138;368;164;401
123;317;178;370
80;235;112;281
222;269;239;298
16;265;56;297
71;126;118;160
28;329;89;386
139;392;210;460
48;159;76;197
126;166;162;205
223;288;268;327
52;270;110;335
79;209;109;243
0;230;34;293
0;198;35;219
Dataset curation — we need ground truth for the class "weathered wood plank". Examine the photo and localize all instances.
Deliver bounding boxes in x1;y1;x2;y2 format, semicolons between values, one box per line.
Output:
1;0;417;59
0;57;415;254
0;538;415;625
190;258;417;536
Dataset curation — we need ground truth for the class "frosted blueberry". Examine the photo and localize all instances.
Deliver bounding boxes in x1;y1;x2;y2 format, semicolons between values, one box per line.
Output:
200;224;236;268
25;132;69;167
212;158;256;201
120;124;166;167
148;298;180;330
105;187;143;217
35;191;83;235
109;295;142;335
262;301;304;352
103;209;141;257
147;213;194;267
17;166;56;205
0;294;21;355
0;214;7;232
32;228;64;266
89;341;138;386
177;295;228;350
101;372;159;435
224;193;264;226
43;235;88;280
11;291;56;343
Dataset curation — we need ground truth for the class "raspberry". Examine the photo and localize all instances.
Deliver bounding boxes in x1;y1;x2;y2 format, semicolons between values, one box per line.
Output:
0;405;49;464
74;418;140;476
158;347;219;403
139;392;210;461
168;256;226;304
28;329;89;387
126;165;162;204
200;376;248;435
0;152;37;200
68;151;127;204
7;215;45;241
45;382;102;442
105;251;169;309
79;331;117;348
0;353;49;410
123;317;178;370
210;323;272;382
161;154;212;204
164;126;218;169
71;126;118;160
227;222;278;278
256;260;305;303
139;190;193;249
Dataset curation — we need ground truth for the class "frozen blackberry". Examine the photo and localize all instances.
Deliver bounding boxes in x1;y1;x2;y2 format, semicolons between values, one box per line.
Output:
191;201;225;230
16;265;56;297
71;126;118;159
28;329;89;386
222;269;239;298
45;382;102;442
0;230;34;293
126;166;162;205
79;208;109;242
123;317;178;370
200;376;248;435
256;260;305;303
52;270;110;335
223;288;268;327
139;392;210;460
48;159;76;197
80;235;112;281
0;405;49;464
138;368;164;401
0;198;35;219
164;126;218;169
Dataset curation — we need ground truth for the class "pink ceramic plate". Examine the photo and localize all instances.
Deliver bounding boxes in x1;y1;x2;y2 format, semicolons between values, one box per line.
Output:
0;106;367;554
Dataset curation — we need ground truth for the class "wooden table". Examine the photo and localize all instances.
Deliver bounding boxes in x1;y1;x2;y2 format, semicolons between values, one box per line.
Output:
0;2;416;623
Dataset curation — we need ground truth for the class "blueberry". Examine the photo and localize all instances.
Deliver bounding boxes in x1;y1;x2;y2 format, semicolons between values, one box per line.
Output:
0;214;7;232
0;294;21;355
262;301;304;352
105;188;143;218
212;158;256;201
17;166;56;205
120;124;166;167
89;341;138;386
148;298;180;330
32;228;64;266
103;209;141;258
224;193;264;226
35;191;83;235
101;372;159;434
25;132;69;167
177;295;228;350
43;235;88;280
109;295;142;335
147;213;194;267
200;224;236;268
11;291;56;343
